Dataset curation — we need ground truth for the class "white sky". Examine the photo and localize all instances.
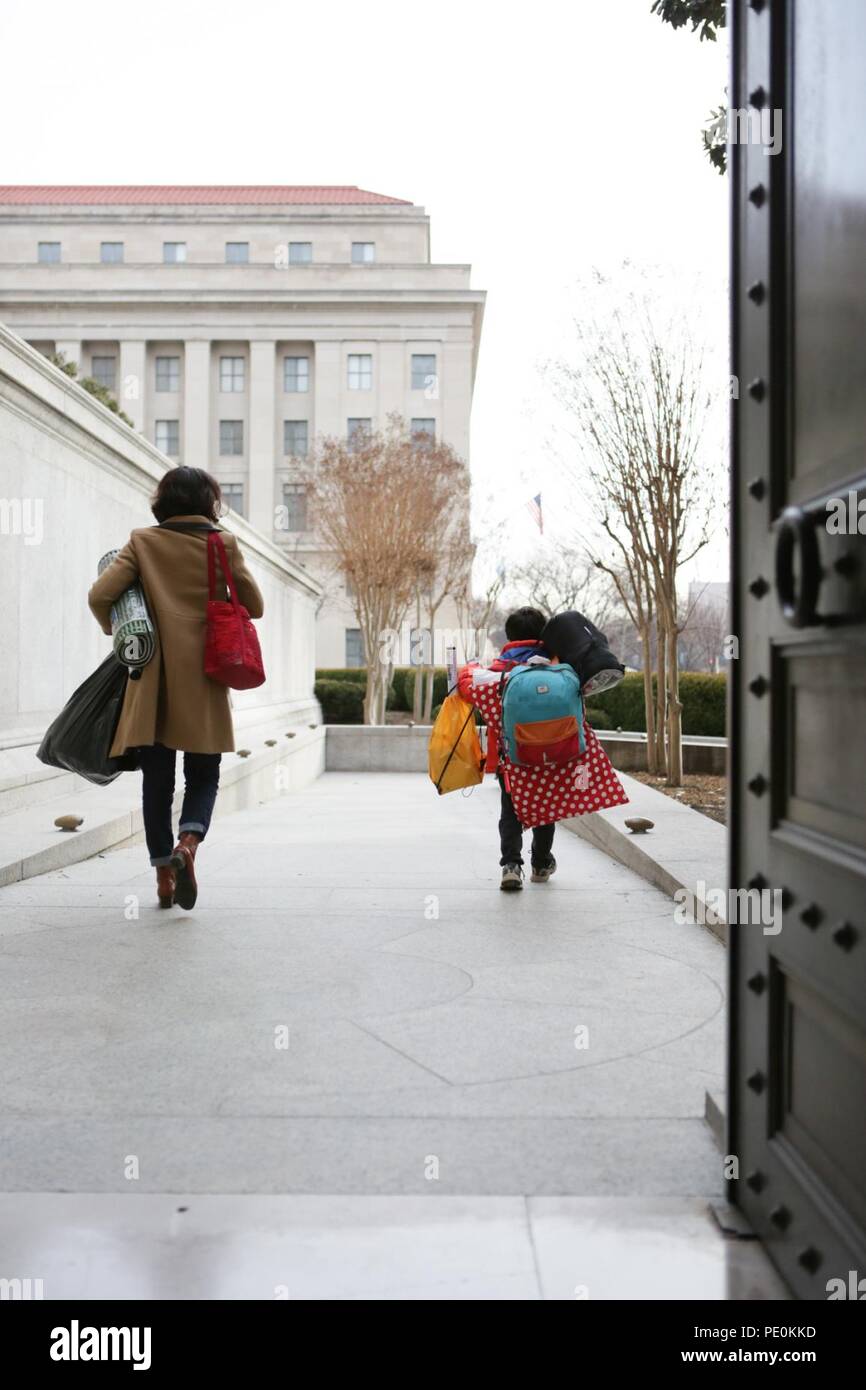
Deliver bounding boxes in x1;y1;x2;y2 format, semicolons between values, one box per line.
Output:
1;0;730;585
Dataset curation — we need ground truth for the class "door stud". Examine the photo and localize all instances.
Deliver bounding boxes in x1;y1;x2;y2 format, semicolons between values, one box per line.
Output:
833;922;857;952
798;1247;822;1274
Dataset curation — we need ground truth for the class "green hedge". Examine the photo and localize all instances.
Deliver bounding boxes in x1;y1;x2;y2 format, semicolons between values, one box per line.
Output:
389;667;413;711
584;705;613;730
315;667;727;735
314;667;414;711
586;672;727;737
314;677;397;723
314;679;365;723
404;667;449;713
315;668;367;685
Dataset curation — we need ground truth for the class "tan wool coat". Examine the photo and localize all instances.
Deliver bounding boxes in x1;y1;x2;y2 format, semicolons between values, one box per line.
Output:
88;516;265;756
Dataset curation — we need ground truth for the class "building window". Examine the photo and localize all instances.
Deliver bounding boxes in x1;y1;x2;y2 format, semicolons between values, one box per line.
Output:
348;353;372;390
284;356;309;392
90;356;117;390
163;241;187;263
155;419;180;457
351;242;375;263
289;241;312;264
100;242;124;264
345;629;364;668
37;241;61;264
411;353;437;390
225;242;249;264
281;483;308;532
411;418;436;443
219;356;245;392
219;420;244;455
348;418;372;444
155;355;180;392
222;483;245;516
283;420;309;458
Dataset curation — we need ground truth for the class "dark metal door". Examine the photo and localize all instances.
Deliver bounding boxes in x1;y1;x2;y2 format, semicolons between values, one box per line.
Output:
730;0;866;1298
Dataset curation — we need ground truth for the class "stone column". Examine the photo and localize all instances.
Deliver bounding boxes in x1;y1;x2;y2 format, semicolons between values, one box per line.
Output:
312;340;342;438
183;341;210;469
377;339;404;423
119;340;146;434
440;337;472;459
248;340;276;534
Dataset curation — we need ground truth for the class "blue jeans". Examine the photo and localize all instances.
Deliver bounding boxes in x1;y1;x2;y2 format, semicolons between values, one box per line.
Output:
138;743;221;866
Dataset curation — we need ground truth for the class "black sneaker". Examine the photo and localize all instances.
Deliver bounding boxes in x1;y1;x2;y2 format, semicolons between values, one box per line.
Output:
530;857;557;884
500;863;524;892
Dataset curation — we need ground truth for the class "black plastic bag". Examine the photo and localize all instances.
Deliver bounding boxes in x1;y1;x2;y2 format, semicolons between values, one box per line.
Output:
541;610;626;695
37;654;139;786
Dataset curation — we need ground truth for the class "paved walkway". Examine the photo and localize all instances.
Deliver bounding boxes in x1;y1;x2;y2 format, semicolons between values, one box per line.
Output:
0;772;725;1197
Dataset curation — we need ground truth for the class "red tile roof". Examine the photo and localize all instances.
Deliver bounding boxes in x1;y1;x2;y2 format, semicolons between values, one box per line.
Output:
0;185;411;206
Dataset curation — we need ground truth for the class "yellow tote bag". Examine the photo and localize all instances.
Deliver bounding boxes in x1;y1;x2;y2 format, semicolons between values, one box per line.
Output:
428;691;484;795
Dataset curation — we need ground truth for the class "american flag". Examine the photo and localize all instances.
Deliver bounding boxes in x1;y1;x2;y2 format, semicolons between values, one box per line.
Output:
525;492;543;533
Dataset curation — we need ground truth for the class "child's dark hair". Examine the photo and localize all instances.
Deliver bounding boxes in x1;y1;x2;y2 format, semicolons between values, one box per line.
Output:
505;606;547;641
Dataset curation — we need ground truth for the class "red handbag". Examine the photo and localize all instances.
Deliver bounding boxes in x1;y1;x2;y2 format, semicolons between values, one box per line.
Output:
204;530;266;690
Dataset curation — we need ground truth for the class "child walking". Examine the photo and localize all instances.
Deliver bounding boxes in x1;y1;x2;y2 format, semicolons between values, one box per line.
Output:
457;607;628;891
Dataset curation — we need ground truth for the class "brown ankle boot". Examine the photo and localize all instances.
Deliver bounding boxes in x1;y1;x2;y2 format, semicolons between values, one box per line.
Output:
170;831;200;910
156;864;176;909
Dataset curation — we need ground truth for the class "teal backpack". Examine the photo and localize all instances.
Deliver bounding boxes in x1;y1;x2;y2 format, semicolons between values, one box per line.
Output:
501;662;585;768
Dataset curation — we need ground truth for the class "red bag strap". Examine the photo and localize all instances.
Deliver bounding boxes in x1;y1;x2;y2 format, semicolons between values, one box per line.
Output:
207;531;241;609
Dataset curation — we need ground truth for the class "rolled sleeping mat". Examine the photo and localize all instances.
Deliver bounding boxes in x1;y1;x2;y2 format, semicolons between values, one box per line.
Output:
540;610;625;695
98;549;156;680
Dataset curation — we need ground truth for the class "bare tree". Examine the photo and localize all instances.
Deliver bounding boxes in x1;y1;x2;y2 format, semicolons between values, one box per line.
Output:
550;279;716;784
679;583;730;672
412;509;473;721
510;544;617;626
453;516;509;664
304;417;469;724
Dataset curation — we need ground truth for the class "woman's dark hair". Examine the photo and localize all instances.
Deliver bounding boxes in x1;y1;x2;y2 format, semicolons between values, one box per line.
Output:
151;466;222;524
504;606;547;641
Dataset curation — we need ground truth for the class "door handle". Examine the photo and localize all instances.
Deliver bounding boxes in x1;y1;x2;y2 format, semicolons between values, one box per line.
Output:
774;506;822;628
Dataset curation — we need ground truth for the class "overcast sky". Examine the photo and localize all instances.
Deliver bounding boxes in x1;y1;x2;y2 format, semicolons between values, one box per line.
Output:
1;0;730;584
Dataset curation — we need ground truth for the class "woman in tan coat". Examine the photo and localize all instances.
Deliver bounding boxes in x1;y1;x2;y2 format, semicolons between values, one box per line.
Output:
88;466;264;911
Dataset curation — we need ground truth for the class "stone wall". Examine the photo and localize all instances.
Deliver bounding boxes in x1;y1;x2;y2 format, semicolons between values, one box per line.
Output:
324;724;726;776
0;324;321;746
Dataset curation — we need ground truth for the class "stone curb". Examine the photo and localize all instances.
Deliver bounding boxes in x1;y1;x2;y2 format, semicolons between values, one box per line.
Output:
0;726;324;886
560;770;728;944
